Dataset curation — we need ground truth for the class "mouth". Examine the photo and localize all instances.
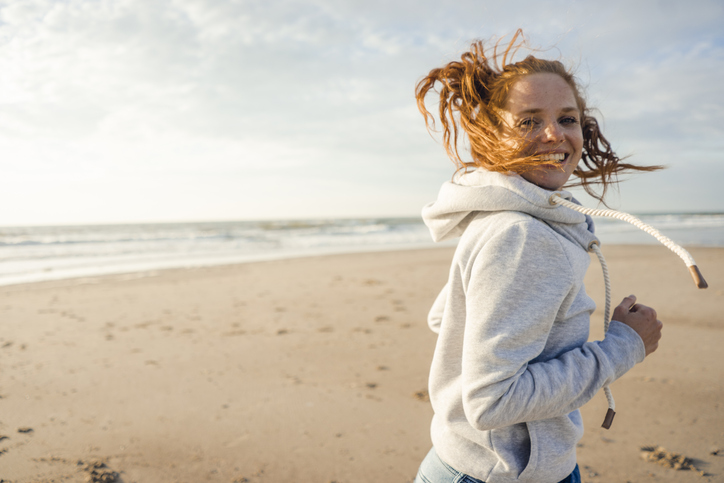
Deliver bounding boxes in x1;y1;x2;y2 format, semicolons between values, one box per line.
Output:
536;152;569;167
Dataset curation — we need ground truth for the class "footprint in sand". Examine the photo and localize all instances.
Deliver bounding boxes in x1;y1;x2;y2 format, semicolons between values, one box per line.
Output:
80;459;120;483
640;445;705;474
223;330;247;336
363;279;383;286
413;389;430;402
641;446;697;470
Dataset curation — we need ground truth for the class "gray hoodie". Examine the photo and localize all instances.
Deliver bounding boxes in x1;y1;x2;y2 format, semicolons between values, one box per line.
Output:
421;169;645;483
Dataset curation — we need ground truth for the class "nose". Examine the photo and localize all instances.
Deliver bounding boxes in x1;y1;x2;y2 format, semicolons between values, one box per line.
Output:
542;121;563;143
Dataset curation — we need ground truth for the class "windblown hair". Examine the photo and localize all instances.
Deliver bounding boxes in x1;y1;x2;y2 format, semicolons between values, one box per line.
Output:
415;30;662;203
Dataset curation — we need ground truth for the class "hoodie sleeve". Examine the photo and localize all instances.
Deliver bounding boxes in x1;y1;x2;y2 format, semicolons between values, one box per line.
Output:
457;219;644;431
427;283;448;334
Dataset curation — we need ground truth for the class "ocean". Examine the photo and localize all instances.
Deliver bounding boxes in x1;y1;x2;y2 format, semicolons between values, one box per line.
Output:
1;213;723;287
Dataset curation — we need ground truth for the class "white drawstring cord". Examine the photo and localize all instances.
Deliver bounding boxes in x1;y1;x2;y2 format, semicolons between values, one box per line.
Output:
548;193;708;429
549;194;708;289
589;241;616;427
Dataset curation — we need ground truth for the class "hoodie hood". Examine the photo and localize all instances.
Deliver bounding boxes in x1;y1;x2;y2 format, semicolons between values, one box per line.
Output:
422;169;597;249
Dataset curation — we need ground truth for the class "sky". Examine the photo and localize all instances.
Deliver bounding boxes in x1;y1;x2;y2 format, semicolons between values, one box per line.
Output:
0;0;723;225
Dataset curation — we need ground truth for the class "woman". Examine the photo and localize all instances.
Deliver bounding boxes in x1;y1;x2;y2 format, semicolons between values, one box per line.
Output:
414;33;663;483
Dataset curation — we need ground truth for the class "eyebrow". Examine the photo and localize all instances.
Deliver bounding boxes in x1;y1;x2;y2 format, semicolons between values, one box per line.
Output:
516;107;579;115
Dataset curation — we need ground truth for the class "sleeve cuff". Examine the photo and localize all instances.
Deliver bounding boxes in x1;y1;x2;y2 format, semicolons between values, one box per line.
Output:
598;320;646;381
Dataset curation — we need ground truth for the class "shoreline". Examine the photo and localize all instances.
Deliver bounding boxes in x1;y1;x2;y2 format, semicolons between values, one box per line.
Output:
0;241;458;290
1;245;722;482
0;241;719;293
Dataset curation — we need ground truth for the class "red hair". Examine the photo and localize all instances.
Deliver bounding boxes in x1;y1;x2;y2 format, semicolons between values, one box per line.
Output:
415;30;662;203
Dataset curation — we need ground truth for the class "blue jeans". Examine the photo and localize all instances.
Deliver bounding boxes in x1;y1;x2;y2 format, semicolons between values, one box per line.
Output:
414;447;581;483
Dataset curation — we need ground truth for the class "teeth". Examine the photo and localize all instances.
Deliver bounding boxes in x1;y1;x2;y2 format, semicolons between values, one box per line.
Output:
538;153;566;162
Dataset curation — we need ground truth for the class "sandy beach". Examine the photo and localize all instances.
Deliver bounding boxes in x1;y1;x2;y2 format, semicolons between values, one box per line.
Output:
1;245;722;482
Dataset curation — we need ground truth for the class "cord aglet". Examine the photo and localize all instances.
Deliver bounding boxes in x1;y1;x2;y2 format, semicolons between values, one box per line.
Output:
601;408;616;429
688;265;708;289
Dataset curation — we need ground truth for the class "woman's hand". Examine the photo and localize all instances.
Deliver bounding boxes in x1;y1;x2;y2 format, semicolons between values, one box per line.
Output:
612;295;662;357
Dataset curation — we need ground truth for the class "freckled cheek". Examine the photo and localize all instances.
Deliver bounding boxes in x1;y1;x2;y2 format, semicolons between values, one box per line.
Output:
569;129;584;151
516;132;540;152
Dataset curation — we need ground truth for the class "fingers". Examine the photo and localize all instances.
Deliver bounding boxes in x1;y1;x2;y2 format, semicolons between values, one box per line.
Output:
614;295;657;319
611;294;663;357
632;304;657;320
618;294;637;311
613;295;637;320
648;319;664;355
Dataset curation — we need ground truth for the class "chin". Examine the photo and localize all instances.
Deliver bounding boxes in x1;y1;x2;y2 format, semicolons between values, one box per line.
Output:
521;173;569;191
521;161;576;191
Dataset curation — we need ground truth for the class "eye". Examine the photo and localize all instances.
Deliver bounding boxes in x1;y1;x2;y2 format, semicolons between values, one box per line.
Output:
559;116;579;125
516;118;538;130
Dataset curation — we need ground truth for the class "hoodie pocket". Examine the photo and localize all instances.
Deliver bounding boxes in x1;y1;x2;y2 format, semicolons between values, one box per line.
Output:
517;414;582;482
489;422;535;479
515;421;539;480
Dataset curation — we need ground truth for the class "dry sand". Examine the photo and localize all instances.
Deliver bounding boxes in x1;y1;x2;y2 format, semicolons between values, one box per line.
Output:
0;245;722;482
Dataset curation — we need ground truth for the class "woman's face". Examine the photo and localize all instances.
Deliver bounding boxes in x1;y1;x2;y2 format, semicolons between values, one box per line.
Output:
500;73;584;191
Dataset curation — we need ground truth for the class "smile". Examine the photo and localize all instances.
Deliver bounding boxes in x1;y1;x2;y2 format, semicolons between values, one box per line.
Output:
537;152;567;163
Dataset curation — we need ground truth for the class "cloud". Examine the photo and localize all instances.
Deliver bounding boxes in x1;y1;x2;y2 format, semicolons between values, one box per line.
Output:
0;0;722;224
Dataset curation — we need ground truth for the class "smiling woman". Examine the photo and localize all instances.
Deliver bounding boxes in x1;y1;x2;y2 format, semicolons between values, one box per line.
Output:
500;73;584;191
415;31;661;202
413;31;665;483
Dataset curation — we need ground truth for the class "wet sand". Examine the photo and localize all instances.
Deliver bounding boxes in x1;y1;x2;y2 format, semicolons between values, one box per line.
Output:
1;245;722;482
